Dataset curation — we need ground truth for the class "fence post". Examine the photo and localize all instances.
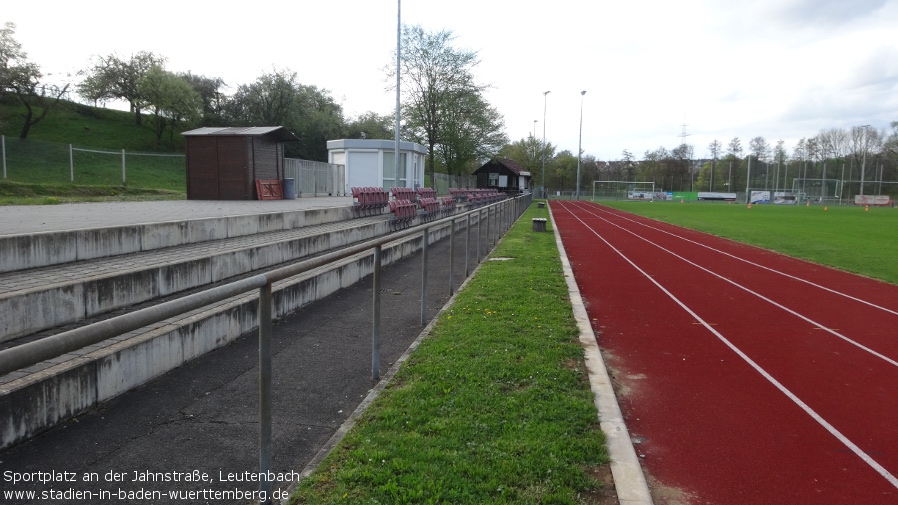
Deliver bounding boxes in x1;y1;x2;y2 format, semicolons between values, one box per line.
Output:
476;209;482;262
121;149;126;184
420;227;429;325
465;214;471;278
2;135;6;179
372;245;382;380
487;205;493;246
258;283;273;505
69;144;74;182
449;218;455;296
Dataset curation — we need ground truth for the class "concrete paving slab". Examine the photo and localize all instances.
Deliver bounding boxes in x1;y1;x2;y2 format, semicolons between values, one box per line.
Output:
0;198;354;236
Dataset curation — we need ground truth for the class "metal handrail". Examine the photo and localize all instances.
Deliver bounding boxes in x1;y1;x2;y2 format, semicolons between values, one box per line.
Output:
0;192;532;504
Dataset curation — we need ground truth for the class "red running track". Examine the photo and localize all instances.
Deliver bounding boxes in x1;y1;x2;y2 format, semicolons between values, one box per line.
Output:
551;200;898;504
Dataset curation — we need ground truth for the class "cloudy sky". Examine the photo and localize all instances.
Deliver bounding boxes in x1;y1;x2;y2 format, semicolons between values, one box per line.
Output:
5;0;897;160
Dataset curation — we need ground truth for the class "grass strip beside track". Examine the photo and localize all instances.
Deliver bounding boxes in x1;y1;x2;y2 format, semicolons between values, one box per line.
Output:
289;203;612;504
596;201;898;285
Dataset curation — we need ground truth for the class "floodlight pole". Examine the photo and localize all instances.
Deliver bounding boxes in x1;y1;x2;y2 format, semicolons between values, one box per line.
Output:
859;124;871;196
576;90;586;200
542;91;550;198
395;0;402;188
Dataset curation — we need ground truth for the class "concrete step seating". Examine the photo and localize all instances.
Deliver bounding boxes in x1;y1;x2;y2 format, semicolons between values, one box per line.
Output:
0;208;391;345
0;201;462;450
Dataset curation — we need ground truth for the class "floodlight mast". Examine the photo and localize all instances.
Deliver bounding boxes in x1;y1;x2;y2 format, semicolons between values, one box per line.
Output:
542;91;550;198
576;90;586;200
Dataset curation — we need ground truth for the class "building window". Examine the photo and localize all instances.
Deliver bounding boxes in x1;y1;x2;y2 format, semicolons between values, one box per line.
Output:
488;172;499;186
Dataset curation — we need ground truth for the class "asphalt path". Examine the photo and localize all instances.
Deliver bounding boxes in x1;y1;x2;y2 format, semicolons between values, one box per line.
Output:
551;200;898;504
0;224;478;505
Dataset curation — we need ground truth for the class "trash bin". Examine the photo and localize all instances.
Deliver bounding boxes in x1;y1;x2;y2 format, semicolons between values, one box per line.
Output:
532;218;547;232
282;178;296;200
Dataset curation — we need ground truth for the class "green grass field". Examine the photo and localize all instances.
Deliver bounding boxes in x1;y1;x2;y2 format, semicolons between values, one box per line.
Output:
289;203;612;504
595;200;898;285
1;98;187;204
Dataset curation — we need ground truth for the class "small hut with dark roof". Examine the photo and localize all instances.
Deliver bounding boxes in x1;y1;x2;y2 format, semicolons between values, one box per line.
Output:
182;126;300;200
472;158;532;193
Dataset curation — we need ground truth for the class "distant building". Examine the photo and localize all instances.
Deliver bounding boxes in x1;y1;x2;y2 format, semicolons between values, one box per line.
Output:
326;139;427;193
472;158;531;193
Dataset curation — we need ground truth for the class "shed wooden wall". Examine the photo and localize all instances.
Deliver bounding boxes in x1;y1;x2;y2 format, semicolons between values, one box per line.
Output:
186;135;285;200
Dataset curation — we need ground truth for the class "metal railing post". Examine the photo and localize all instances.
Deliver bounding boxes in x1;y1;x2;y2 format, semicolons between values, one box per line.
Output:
420;227;429;325
449;218;455;296
258;283;273;505
486;205;492;246
372;245;382;380
476;209;482;261
465;213;471;278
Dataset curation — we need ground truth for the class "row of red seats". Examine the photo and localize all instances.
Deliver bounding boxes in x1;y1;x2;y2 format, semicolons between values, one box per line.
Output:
418;197;441;222
417;187;437;200
439;197;456;217
450;188;505;206
388;199;418;229
351;187;390;217
391;187;417;203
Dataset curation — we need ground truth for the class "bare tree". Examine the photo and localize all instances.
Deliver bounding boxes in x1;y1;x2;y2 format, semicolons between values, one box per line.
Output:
708;139;722;191
0;22;69;139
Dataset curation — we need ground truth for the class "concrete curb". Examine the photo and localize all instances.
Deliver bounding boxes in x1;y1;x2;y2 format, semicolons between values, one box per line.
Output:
548;203;654;505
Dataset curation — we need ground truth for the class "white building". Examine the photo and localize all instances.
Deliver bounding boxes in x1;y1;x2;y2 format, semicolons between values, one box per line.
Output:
326;139;427;194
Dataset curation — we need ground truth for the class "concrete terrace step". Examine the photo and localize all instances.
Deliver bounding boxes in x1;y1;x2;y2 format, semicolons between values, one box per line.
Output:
0;225;455;450
0;213;392;343
0;202;355;273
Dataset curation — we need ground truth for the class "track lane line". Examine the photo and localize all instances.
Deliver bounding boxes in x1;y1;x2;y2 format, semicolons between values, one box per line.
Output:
574;201;898;317
563;201;898;368
554;200;898;491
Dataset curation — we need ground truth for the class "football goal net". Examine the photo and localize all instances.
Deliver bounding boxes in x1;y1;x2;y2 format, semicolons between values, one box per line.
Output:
592;180;656;201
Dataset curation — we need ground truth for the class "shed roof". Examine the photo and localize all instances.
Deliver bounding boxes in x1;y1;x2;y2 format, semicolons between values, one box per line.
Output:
474;158;530;176
182;126;300;142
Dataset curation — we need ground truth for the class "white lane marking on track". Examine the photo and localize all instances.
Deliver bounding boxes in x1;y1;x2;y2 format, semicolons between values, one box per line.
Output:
576;201;898;317
566;202;898;368
554;200;898;490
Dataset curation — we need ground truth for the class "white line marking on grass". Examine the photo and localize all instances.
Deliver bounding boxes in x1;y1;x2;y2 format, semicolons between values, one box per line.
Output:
556;201;898;491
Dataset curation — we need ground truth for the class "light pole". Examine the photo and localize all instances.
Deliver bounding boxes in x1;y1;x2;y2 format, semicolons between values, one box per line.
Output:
859;124;871;196
576;90;586;200
542;91;550;198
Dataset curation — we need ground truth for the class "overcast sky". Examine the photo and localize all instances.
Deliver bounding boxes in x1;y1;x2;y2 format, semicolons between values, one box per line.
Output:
5;0;897;160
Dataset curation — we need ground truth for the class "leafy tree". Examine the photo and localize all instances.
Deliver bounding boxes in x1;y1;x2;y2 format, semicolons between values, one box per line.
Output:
343;111;394;140
139;66;202;145
225;69;343;160
499;136;554;188
77;51;166;125
550;150;578;191
393;25;503;186
180;71;227;126
436;89;507;176
0;22;69;139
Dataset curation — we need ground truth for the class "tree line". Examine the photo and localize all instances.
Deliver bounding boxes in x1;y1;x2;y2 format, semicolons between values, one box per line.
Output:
500;123;898;197
0;22;507;173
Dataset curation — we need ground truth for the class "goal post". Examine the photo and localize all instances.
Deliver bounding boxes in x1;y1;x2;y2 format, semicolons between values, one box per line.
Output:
592;180;656;201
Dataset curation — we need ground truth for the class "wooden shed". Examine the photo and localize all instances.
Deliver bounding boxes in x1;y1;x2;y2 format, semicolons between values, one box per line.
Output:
182;126;300;200
472;158;532;194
